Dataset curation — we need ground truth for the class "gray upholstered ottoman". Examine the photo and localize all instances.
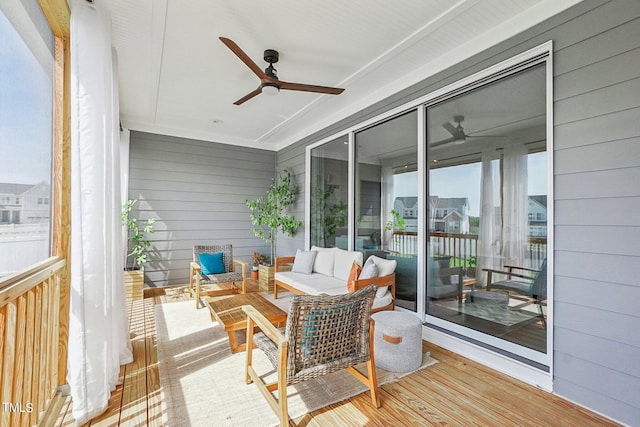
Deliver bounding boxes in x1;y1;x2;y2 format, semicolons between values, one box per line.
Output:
371;311;422;372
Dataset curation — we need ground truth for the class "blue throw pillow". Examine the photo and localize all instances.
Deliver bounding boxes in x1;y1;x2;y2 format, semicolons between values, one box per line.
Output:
199;252;225;275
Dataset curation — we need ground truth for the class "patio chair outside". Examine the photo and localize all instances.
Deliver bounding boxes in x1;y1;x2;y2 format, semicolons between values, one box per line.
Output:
189;244;248;308
483;258;547;322
242;285;380;427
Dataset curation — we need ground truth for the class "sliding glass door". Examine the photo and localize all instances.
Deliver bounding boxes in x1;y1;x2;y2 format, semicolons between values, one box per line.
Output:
305;44;552;372
426;63;549;357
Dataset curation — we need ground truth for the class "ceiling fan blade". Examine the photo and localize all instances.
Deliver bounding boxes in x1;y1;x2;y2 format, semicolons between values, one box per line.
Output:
442;122;458;137
279;81;344;95
219;37;269;80
233;87;262;105
430;137;459;148
466;134;508;138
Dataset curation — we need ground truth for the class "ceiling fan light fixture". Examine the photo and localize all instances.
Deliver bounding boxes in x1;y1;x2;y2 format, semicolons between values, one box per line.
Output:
262;83;279;96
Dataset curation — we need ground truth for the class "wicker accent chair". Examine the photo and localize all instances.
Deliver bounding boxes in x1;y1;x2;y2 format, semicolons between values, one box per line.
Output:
242;285;380;427
189;244;248;309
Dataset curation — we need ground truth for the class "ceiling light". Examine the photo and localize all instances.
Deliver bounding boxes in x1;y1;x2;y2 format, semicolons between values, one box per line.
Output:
262;83;279;96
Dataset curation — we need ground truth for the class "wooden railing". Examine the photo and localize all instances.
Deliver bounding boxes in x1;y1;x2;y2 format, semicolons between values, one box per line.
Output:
0;256;66;426
430;232;478;268
392;231;547;269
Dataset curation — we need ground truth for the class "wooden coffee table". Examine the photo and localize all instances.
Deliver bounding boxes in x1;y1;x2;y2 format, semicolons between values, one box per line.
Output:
204;293;287;353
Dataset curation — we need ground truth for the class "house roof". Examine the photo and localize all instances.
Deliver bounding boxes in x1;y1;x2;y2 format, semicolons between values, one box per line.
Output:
429;196;469;210
529;195;547;208
0;183;35;195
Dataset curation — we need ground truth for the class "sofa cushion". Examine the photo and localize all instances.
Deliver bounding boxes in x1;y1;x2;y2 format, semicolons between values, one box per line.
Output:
291;249;317;274
333;248;363;281
372;290;393;310
310;246;336;276
294;275;346;295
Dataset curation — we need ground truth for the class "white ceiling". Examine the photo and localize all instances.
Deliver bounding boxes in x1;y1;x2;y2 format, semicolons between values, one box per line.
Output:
106;0;580;151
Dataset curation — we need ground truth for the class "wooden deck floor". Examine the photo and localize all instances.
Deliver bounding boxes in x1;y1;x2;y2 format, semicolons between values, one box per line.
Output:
56;283;620;426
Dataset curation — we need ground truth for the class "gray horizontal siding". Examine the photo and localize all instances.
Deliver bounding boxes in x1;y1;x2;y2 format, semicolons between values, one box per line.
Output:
275;1;640;424
128;131;275;287
275;142;307;257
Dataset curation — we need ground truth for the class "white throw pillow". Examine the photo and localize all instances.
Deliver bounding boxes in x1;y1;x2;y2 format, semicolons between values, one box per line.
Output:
359;262;378;279
333;249;363;282
310;246;336;276
291;249;317;274
364;255;396;299
366;255;397;277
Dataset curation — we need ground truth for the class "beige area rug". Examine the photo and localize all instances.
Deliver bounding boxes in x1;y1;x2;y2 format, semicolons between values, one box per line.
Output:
156;296;437;427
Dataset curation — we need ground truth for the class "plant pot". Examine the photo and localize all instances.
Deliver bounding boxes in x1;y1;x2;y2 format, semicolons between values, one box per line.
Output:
258;264;275;293
124;267;144;300
250;269;259;280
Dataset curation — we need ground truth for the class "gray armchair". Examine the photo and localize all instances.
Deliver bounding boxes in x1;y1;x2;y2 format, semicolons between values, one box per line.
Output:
189;244;248;309
484;259;547;322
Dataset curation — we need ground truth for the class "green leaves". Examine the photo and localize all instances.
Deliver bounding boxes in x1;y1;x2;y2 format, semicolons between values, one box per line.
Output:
245;169;303;261
385;209;406;231
122;199;155;268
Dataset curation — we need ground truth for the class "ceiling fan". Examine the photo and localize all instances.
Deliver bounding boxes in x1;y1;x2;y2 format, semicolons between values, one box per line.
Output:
430;115;503;148
219;37;345;105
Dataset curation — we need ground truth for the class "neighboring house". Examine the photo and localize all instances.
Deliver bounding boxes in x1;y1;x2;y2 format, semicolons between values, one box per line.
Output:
427;196;470;234
0;182;51;224
528;195;547;237
393;196;418;232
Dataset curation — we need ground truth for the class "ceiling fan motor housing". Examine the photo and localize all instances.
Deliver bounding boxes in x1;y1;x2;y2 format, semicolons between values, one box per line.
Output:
264;49;279;64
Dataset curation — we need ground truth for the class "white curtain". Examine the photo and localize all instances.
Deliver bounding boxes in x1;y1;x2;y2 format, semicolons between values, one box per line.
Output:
381;167;394;250
477;151;501;287
68;1;133;424
502;143;529;267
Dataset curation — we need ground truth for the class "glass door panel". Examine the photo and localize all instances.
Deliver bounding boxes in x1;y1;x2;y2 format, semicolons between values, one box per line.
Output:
355;110;418;311
309;136;349;249
426;63;548;356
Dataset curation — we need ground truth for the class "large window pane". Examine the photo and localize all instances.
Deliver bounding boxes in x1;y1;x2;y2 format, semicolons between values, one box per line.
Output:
426;64;548;355
355;111;418;310
0;5;54;277
310;136;349;248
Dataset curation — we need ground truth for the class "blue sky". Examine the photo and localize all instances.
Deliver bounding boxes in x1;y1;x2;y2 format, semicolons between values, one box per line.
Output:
0;11;53;185
395;152;548;216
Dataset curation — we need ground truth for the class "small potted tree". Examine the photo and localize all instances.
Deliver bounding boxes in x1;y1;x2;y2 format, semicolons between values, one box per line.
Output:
245;169;302;292
122;199;155;299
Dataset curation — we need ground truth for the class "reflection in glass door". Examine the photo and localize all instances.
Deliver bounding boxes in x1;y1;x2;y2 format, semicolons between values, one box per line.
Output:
426;63;549;359
354;111;419;311
309;136;349;249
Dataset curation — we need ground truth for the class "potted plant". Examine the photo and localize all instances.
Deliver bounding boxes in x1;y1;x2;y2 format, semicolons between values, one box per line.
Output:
310;179;347;247
121;199;155;299
246;169;302;292
245;168;302;264
466;255;477;278
250;251;265;280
